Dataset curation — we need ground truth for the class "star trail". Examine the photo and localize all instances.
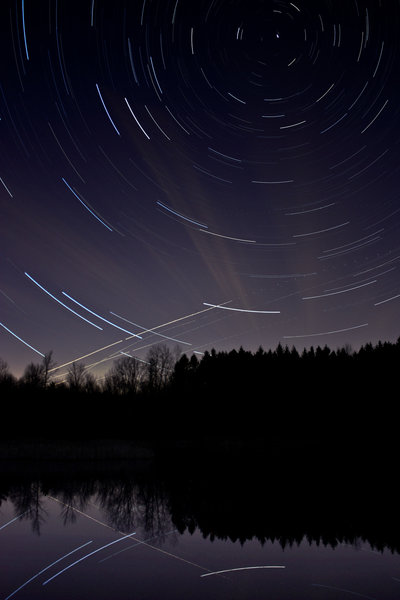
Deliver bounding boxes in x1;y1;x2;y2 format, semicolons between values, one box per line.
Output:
1;0;400;376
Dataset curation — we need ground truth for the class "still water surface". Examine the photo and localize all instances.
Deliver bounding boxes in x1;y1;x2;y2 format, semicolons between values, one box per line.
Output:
1;446;400;599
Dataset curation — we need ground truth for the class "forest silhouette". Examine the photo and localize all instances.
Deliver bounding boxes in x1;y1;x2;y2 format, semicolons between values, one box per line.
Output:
0;337;398;449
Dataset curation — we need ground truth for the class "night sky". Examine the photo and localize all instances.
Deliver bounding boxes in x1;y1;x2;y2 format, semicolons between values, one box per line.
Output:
1;0;400;378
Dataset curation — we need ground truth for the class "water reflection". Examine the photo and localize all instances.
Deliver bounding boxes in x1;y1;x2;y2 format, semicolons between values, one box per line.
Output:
2;469;173;543
1;443;400;553
1;447;400;600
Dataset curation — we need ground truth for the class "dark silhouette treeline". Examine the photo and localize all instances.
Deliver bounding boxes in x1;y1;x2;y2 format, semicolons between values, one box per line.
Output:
1;337;399;446
1;449;400;554
170;338;399;444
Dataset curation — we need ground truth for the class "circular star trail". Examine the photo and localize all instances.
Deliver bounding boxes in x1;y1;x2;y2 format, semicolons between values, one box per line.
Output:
1;0;400;375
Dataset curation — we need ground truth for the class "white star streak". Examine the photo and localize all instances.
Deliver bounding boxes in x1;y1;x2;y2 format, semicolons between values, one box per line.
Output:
203;303;280;314
124;97;150;138
302;280;376;300
374;294;400;306
311;583;377;600
315;83;335;103
0;176;13;197
199;229;256;243
293;221;350;238
144;105;171;140
280;120;306;129
201;566;286;578
110;312;192;345
49;304;229;372
157;200;208;228
283;323;368;339
361;99;389;134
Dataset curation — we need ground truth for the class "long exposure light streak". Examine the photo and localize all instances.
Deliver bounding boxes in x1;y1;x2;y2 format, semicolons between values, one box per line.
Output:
157;200;208;228
374;293;400;306
48;497;213;575
0;176;13;197
201;566;286;577
21;0;29;60
0;321;44;357
42;533;137;586
199;229;256;243
311;584;377;600
124;97;150;139
98;530;177;563
110;311;191;345
62;178;113;231
283;323;369;339
4;541;93;600
0;512;29;531
203;303;280;314
25;273;103;330
302;280;376;300
49;303;228;373
61;292;142;338
49;339;124;373
293;222;350;238
95;83;121;135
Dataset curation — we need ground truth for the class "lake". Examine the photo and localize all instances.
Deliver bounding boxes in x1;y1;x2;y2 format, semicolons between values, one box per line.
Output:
1;439;400;599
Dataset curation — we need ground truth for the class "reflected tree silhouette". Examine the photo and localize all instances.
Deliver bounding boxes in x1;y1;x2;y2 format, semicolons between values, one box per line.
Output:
97;479;140;533
8;482;48;535
1;456;400;553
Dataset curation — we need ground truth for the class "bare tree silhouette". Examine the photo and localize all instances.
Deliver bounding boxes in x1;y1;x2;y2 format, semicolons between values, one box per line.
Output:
66;362;87;391
145;344;175;392
103;356;143;395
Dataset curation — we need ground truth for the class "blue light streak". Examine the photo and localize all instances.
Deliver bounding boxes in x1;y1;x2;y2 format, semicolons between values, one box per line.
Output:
25;272;103;330
21;0;29;60
62;292;142;338
62;178;113;232
0;321;44;357
4;541;93;600
43;532;136;585
95;83;121;136
0;511;29;531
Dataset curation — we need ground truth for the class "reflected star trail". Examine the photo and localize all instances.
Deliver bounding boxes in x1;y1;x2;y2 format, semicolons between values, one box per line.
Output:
1;0;400;376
